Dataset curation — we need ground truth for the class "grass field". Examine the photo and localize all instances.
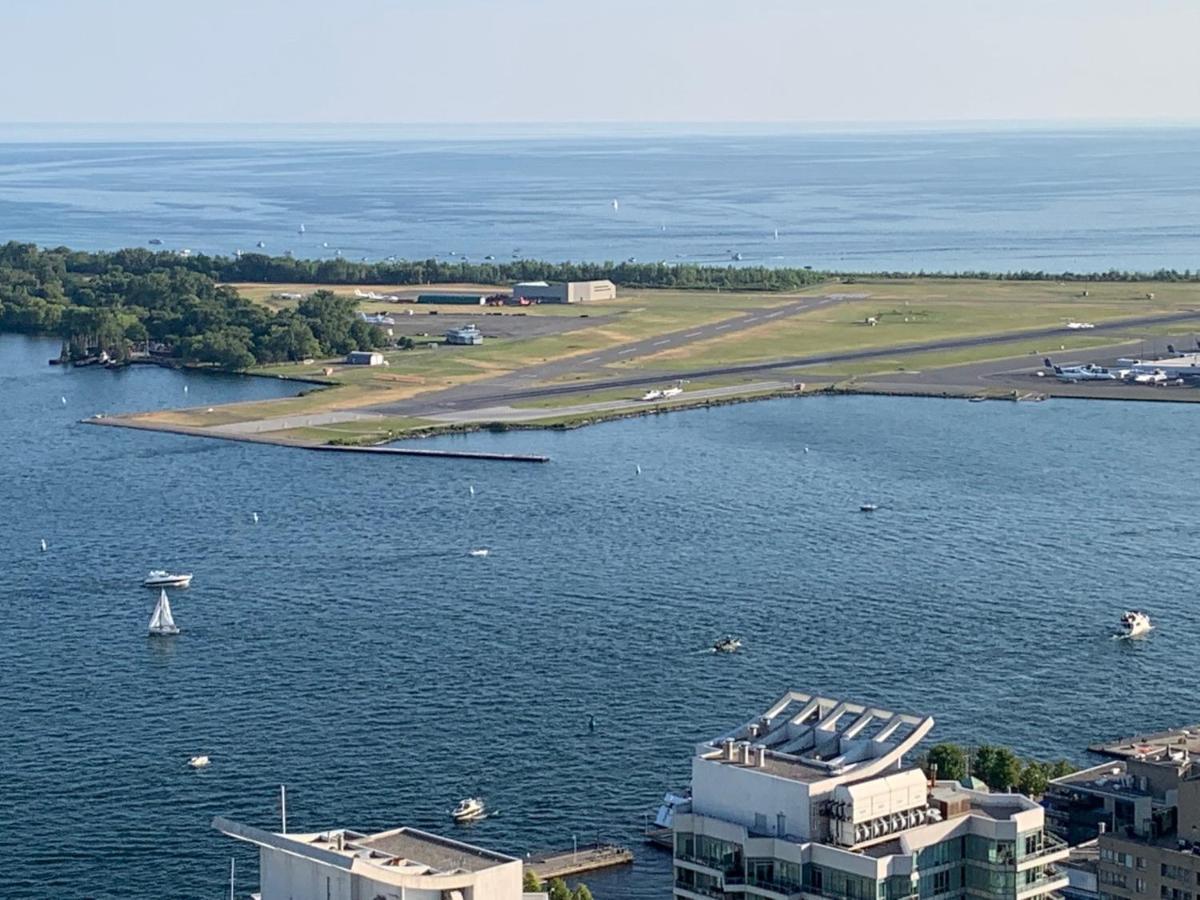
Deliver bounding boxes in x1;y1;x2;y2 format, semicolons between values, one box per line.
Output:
622;280;1200;372
125;279;1200;442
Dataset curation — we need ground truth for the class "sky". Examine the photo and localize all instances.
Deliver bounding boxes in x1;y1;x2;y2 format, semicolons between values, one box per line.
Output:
3;0;1199;127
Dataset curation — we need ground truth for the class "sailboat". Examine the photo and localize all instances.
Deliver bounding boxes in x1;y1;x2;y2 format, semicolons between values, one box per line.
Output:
148;589;180;636
298;223;306;234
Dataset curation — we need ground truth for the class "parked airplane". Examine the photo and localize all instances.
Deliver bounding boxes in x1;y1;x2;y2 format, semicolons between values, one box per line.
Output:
1066;321;1096;330
1044;358;1117;382
1132;369;1168;385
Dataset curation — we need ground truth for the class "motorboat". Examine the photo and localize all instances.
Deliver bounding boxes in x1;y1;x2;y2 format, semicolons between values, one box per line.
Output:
468;548;490;558
148;238;163;245
189;755;210;769
860;503;879;513
144;570;193;588
1116;611;1152;639
712;636;742;654
148;589;180;636
451;797;487;822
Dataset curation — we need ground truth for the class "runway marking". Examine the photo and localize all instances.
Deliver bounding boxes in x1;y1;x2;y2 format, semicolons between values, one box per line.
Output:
716;323;734;330
618;348;635;355
684;331;702;338
652;339;669;346
583;357;601;363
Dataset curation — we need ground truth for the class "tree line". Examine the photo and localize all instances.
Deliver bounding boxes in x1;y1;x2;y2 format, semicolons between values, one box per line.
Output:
0;243;381;368
524;870;593;900
59;245;1200;290
922;742;1076;797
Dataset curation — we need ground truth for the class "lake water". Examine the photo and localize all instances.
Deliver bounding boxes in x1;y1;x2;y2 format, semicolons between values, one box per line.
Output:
2;332;1198;898
2;127;1199;272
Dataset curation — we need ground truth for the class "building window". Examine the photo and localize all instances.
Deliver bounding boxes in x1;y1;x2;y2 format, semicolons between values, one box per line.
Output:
1139;858;1147;870
934;871;950;894
1137;879;1146;893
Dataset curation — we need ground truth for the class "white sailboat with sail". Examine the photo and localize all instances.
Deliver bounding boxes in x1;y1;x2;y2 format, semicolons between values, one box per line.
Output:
148;589;180;636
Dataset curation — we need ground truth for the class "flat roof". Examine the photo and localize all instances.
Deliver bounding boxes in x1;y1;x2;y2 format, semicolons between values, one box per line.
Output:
357;828;513;873
212;818;515;876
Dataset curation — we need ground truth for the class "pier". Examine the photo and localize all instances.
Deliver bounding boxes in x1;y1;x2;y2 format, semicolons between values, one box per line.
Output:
1087;725;1200;759
312;445;550;463
525;842;633;880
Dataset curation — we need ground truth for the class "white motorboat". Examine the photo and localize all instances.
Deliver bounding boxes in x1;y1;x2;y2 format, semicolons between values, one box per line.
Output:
712;636;742;654
451;797;487;822
189;755;210;769
860;503;879;513
1116;611;1152;639
148;589;180;636
144;570;192;588
468;548;490;558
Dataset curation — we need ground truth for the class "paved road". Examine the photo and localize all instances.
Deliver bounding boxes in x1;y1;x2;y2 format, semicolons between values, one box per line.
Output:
372;308;1200;417
372;293;849;415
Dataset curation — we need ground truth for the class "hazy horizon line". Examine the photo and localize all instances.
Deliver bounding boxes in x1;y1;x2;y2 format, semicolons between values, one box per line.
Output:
1;117;1199;143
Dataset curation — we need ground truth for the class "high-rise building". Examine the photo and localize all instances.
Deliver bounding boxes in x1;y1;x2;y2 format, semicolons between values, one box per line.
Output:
672;690;1069;900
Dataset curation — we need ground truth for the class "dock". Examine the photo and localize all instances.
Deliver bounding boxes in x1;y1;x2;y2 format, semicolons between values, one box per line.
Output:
1088;725;1200;760
525;842;633;880
312;445;550;463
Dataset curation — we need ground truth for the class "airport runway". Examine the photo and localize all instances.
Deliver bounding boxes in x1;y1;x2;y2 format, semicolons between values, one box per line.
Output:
373;307;1200;417
372;293;852;415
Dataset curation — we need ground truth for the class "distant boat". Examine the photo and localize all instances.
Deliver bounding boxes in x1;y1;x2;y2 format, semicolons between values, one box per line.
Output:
773;228;779;241
969;396;986;403
712;636;743;654
148;589;180;636
256;241;266;248
860;503;879;513
452;797;487;822
731;252;743;261
1116;610;1152;639
469;484;475;497
148;238;163;245
298;223;306;234
469;548;489;558
188;755;210;769
484;254;495;261
60;396;66;405
144;569;192;588
611;199;619;212
40;538;47;553
635;464;642;475
252;511;259;523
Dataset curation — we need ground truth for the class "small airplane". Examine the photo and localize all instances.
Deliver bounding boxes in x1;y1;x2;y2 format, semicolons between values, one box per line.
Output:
1132;369;1168;385
1065;321;1096;330
1044;358;1116;382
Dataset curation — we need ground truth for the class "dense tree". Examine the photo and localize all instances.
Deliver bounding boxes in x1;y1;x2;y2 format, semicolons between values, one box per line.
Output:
572;884;594;900
522;870;543;893
926;743;969;782
547;878;572;900
973;745;1023;791
1018;762;1050;797
1047;759;1077;780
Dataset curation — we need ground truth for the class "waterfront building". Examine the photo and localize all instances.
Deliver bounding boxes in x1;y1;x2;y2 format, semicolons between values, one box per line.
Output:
213;816;531;900
446;324;484;345
511;280;616;304
672;690;1068;900
1061;842;1100;900
345;350;385;365
1045;748;1200;900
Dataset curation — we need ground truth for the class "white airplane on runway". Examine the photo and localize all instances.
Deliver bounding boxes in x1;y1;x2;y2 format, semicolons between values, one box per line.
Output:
1066;321;1096;330
1044;358;1117;382
1132;368;1168;385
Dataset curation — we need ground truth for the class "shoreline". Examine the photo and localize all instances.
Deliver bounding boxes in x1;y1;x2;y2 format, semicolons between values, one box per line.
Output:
82;374;1200;458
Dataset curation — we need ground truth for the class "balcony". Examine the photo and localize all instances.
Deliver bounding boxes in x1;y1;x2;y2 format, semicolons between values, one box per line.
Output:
675;879;727;899
1018;834;1071;870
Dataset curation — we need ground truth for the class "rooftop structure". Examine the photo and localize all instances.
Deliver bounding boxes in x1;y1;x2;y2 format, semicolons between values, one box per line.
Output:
213;816;527;900
674;689;1068;900
345;350;384;366
417;293;488;305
